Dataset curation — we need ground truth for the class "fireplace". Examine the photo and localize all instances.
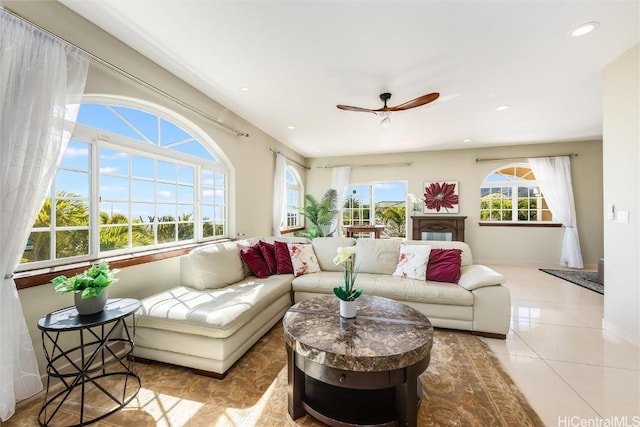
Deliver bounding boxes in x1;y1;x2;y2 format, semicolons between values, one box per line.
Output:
411;216;467;242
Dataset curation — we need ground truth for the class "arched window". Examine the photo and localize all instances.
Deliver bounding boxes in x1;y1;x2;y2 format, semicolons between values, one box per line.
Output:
20;97;230;269
284;166;303;229
480;163;553;223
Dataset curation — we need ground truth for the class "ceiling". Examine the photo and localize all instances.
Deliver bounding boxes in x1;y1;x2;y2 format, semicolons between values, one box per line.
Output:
60;0;639;158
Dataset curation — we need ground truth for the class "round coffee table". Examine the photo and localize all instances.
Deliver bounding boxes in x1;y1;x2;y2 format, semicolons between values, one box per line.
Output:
283;295;433;427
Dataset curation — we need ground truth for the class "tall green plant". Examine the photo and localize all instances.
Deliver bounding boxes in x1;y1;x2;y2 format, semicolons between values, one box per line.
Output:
298;188;338;238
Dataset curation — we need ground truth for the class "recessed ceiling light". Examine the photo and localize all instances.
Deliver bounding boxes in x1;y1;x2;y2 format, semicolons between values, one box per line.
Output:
572;22;599;37
463;139;472;143
496;105;510;111
287;125;296;130
239;87;249;92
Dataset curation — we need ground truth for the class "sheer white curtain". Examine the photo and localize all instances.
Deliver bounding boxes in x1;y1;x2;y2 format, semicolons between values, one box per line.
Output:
0;10;89;420
272;153;287;236
331;166;351;237
528;156;584;268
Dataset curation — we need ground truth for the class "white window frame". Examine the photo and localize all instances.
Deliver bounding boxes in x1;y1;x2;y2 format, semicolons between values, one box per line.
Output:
18;96;232;271
480;163;555;223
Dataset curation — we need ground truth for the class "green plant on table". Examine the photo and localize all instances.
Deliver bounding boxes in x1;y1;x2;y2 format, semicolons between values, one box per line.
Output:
332;246;362;301
52;262;119;299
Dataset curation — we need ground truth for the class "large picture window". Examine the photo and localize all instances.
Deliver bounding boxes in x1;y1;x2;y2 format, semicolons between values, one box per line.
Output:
20;98;229;269
480;164;553;223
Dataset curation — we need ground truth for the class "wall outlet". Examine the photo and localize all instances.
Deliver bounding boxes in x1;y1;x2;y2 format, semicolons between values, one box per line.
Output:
616;211;629;224
606;204;615;220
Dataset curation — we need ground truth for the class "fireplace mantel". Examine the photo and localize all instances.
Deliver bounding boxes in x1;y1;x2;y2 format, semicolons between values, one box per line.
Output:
411;216;467;242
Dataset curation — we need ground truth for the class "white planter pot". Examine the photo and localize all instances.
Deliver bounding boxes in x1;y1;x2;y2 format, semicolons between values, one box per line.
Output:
339;299;357;318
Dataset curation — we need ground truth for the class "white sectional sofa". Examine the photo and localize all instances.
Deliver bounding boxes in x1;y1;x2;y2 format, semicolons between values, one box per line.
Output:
130;236;510;378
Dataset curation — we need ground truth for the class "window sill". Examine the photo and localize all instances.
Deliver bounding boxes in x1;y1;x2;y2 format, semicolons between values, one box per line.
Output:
14;239;231;291
478;222;562;227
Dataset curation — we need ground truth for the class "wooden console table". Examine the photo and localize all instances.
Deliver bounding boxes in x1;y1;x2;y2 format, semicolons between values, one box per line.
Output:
342;224;385;238
411;216;467;242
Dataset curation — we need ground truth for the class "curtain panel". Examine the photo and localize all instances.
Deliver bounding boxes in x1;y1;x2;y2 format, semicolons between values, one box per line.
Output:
0;9;89;420
528;156;584;269
331;166;351;237
272;153;287;236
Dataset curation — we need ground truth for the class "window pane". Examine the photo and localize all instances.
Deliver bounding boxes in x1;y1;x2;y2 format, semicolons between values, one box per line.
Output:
60;140;89;169
56;230;89;258
132;179;154;201
203;221;215;238
160;118;191;146
157;224;176;243
21;231;50;263
178;223;194;241
177;185;193;203
112;105;158;143
177;166;194;184
77;104;145;141
56;199;89;227
178;205;193;219
132;155;154;179
170;140;216;161
100;226;129;251
132;203;154;222
100;202;129;221
158;161;176;182
101;175;129;200
202;205;214;220
157;183;175;202
132;225;154;247
157;204;176;218
100;147;128;176
56;170;89;198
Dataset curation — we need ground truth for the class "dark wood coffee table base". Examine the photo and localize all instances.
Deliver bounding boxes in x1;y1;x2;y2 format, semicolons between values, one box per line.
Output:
287;347;430;426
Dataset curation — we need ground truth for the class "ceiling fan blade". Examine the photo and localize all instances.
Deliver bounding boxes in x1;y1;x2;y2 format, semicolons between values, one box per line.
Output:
336;104;378;113
388;92;440;111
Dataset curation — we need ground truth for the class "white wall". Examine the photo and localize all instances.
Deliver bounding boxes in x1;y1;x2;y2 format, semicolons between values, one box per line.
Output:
602;44;640;341
307;140;603;267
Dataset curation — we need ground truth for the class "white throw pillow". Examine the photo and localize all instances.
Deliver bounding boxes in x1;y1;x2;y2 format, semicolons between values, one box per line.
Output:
288;243;321;277
392;244;431;280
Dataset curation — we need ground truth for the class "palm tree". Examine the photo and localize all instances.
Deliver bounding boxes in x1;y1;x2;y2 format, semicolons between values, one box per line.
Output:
298;189;338;238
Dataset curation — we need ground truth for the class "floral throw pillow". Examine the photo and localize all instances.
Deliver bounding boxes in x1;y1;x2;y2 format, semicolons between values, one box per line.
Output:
287;243;321;277
392;244;431;280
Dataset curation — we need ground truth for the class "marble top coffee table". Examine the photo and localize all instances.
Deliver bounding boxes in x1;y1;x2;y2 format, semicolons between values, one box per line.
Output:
283;295;433;427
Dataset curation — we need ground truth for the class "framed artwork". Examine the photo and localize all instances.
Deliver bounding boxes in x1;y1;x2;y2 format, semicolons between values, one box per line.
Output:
423;181;459;214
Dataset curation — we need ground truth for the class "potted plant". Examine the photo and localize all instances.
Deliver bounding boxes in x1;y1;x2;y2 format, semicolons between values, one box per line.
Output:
296;188;338;239
52;262;119;315
332;246;362;318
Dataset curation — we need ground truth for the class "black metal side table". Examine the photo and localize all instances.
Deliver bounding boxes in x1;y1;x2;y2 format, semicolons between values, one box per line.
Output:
37;298;141;427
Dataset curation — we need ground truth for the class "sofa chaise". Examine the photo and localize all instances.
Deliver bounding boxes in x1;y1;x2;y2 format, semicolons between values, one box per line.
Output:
129;236;510;378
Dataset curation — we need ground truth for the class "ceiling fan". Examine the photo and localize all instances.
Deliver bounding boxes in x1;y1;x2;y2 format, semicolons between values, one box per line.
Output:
337;92;440;128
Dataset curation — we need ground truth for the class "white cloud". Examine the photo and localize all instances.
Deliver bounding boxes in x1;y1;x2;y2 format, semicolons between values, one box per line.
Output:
64;147;88;157
158;190;173;198
99;167;118;174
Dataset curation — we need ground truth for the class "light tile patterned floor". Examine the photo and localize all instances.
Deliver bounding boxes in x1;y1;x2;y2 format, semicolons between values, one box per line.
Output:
481;265;640;427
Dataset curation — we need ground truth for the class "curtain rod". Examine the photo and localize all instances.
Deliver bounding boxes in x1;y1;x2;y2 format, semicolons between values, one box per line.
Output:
268;148;310;170
2;7;249;138
475;153;578;162
316;162;413;169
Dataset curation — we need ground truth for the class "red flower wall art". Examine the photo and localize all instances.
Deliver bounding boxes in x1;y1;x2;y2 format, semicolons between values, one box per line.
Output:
423;181;459;214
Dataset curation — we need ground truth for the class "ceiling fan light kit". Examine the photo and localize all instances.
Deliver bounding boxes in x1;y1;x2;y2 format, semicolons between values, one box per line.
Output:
337;91;440;129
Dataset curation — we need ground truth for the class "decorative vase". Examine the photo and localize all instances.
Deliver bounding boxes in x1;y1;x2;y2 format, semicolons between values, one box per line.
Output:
74;290;108;315
339;299;357;318
413;210;421;216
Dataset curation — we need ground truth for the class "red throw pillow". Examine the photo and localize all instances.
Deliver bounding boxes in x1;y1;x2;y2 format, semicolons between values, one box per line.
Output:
273;240;294;274
426;249;463;283
258;240;277;274
239;244;271;278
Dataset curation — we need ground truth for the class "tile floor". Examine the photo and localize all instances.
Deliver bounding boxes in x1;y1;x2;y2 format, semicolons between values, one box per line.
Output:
481;265;640;427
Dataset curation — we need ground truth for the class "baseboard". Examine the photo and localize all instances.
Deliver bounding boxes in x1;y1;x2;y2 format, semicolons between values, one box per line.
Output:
475;259;597;270
602;319;640;347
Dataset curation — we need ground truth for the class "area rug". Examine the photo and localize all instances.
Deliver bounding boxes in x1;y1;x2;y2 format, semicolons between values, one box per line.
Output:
6;323;544;427
540;268;604;295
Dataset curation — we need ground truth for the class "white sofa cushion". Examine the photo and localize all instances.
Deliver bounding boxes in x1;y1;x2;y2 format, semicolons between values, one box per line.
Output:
312;237;356;271
181;240;252;290
356;238;401;274
458;264;507;290
135;274;294;339
393;243;431;280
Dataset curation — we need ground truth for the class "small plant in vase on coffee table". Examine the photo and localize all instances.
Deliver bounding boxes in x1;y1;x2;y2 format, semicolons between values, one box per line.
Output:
52;262;120;315
332;246;362;318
